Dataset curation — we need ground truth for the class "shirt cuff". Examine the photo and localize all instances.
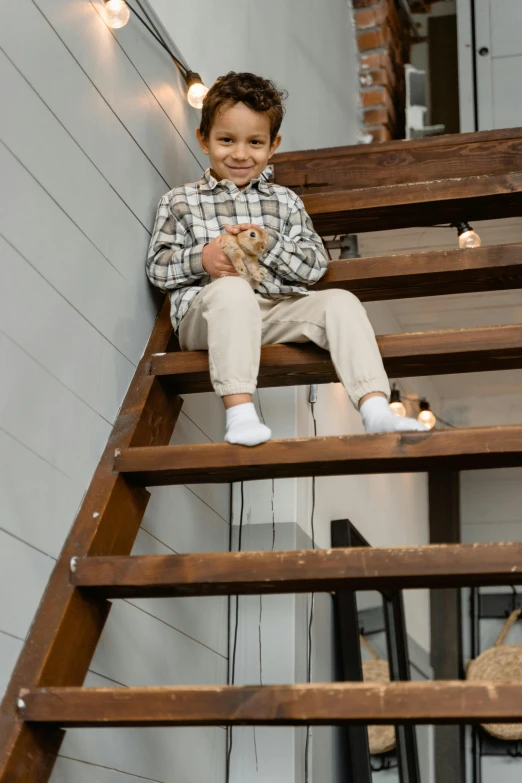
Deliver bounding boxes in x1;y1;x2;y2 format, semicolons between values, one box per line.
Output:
186;243;206;278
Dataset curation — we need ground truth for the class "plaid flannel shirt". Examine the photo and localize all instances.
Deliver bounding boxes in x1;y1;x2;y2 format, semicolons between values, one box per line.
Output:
146;167;329;331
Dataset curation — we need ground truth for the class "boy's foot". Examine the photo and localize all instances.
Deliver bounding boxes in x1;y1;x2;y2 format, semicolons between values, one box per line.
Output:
224;402;272;446
360;396;429;434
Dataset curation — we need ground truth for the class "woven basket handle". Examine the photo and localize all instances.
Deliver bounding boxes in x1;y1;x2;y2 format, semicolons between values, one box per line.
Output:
494;608;522;647
360;633;380;660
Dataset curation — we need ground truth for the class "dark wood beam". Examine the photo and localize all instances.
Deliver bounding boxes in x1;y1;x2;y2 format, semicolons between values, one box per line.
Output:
71;543;522;597
272;128;522;192
314;243;522;301
18;682;522;727
114;426;522;486
151;324;522;394
302;173;522;235
429;472;465;783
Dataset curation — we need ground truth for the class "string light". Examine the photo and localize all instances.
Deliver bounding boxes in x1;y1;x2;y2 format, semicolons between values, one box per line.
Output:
417;399;436;430
453;221;482;249
102;0;209;109
103;0;130;28
389;385;406;418
185;71;209;109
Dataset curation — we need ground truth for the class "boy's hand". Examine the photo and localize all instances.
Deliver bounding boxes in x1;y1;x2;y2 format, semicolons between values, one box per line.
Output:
201;225;262;278
202;235;240;278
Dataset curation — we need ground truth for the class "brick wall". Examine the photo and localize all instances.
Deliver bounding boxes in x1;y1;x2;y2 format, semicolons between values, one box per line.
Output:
354;0;411;142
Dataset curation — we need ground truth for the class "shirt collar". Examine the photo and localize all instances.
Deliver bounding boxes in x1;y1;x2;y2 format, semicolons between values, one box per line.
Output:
201;166;273;194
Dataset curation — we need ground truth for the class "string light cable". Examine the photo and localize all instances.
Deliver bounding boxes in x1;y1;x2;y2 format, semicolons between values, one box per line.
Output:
305;385;318;783
102;0;209;108
226;481;245;782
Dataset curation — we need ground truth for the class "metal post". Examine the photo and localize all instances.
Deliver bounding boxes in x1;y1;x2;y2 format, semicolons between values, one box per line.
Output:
429;471;465;783
383;592;421;783
331;520;372;783
333;590;373;783
331;519;421;783
470;588;482;783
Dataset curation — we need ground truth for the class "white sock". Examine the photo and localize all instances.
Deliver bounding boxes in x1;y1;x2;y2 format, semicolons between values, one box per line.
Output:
224;402;272;447
360;395;429;434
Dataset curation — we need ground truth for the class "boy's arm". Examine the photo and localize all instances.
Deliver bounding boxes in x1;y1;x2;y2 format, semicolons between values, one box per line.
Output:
146;195;207;292
262;195;329;285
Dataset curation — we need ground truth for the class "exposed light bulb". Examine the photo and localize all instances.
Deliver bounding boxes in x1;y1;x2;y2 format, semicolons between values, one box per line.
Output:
185;72;209;109
389;386;406;418
453;221;482;249
418;400;436;430
104;0;130;28
188;82;209;109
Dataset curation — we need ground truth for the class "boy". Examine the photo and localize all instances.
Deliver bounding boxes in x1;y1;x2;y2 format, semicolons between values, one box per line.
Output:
147;71;426;446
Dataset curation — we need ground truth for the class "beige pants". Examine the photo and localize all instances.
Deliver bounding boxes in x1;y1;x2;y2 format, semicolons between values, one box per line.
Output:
178;277;391;407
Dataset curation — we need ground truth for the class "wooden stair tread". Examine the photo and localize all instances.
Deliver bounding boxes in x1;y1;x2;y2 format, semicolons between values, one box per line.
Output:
18;682;522;727
71;543;522;597
302;173;522;234
314;243;522;300
114;426;522;486
272;128;522;191
152;324;522;393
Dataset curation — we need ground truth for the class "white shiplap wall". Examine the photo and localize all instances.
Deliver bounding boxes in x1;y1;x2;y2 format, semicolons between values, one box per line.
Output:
0;1;229;780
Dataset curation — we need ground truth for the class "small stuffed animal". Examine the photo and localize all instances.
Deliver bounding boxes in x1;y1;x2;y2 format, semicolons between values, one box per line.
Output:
220;226;269;288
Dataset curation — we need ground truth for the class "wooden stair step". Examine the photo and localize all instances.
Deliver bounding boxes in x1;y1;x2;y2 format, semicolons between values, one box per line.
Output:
152;324;522;394
302;173;522;235
272;128;522;192
114;426;522;486
18;682;522;727
314;243;522;300
71;543;522;598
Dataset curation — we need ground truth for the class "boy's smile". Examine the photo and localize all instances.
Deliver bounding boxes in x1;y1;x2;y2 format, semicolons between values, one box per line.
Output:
196;102;281;188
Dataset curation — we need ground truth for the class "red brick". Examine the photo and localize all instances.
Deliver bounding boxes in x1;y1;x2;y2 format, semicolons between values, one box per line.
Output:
355;0;390;30
363;107;390;126
360;86;387;107
360;50;391;70
357;25;391;51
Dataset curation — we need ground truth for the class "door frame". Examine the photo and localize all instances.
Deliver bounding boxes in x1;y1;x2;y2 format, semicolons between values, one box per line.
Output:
456;0;479;132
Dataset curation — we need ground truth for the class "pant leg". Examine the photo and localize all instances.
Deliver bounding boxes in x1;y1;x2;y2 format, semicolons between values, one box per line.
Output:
178;277;262;396
260;290;391;407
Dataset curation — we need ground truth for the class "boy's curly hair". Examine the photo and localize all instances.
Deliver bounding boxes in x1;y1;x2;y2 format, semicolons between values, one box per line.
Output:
199;72;288;143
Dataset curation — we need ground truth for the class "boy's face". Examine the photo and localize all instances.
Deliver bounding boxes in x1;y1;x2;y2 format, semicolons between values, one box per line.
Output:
196;102;282;189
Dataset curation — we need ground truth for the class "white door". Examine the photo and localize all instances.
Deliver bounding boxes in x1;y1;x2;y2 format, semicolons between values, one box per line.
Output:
475;0;522;130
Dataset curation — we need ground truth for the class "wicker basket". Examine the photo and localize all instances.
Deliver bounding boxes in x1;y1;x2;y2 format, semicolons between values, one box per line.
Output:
360;634;396;755
466;607;522;741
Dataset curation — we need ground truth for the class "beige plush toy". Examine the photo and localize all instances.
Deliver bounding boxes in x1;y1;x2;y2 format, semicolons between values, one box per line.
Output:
220;226;269;288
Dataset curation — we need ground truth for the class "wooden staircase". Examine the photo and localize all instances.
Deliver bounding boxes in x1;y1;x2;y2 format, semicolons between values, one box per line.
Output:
2;128;522;781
